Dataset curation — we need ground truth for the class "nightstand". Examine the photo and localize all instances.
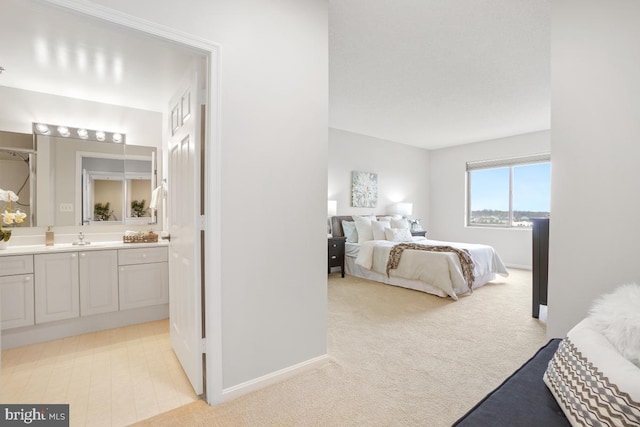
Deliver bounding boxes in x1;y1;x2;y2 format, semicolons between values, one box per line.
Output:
328;236;346;277
411;230;427;237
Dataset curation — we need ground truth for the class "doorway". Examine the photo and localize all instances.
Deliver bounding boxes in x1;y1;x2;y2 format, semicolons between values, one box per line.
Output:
0;0;222;414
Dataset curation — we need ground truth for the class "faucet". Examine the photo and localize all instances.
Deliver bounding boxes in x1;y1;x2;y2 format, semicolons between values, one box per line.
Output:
72;231;91;245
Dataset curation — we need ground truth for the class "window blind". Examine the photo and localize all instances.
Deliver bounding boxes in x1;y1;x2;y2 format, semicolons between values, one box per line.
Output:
466;153;551;171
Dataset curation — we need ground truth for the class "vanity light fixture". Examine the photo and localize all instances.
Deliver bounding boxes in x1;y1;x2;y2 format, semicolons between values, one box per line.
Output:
35;123;50;134
57;126;70;137
32;123;126;144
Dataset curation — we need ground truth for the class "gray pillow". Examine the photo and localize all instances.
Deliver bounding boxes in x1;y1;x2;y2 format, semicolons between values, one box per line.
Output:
341;220;358;243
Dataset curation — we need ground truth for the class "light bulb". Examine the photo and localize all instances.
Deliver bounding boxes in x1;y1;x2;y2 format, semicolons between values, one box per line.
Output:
57;126;70;137
35;123;50;134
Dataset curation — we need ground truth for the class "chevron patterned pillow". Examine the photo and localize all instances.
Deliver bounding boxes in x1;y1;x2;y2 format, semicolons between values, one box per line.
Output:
544;318;640;426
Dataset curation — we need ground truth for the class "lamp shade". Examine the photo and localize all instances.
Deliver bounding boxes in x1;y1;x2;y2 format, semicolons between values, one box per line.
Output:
327;200;337;216
394;202;413;216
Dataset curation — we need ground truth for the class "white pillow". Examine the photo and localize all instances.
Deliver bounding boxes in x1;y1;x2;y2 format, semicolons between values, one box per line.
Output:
588;283;640;367
371;220;391;240
377;215;401;222
544;318;640;426
353;216;375;243
384;227;413;242
390;218;410;229
341;221;358;243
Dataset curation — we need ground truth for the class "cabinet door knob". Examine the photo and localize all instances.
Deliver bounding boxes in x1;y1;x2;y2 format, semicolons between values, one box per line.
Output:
80;253;86;257
25;276;31;281
142;253;147;258
331;256;337;259
71;253;77;258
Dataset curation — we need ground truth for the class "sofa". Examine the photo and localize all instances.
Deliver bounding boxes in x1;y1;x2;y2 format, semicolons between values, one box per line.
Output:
454;284;640;427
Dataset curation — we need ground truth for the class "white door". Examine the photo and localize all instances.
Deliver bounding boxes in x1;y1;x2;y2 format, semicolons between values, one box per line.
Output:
168;64;204;395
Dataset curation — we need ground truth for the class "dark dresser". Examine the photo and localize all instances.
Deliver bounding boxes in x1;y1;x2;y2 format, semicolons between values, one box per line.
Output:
328;236;346;277
531;218;550;318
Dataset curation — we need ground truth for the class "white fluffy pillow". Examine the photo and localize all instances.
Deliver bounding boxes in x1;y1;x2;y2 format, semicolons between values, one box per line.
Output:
341;221;358;243
390;218;410;229
384;227;413;242
588;283;640;367
353;216;375;243
378;215;401;222
371;220;391;240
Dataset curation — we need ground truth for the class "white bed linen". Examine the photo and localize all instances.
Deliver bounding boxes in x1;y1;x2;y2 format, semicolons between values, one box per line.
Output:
348;237;508;300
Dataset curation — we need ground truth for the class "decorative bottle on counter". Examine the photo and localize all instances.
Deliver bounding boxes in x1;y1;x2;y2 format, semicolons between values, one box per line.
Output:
45;226;55;246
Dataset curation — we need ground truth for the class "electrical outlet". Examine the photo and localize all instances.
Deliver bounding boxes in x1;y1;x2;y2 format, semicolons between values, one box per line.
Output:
59;203;73;212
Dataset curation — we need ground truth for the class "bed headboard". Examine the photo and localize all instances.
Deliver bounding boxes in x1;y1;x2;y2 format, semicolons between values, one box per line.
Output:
330;215;393;238
330;216;355;238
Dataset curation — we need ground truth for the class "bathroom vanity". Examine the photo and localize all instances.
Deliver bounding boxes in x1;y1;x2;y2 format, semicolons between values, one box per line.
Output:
0;240;169;349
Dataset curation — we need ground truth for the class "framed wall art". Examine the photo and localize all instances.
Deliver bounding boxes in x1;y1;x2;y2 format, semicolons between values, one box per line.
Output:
351;171;378;207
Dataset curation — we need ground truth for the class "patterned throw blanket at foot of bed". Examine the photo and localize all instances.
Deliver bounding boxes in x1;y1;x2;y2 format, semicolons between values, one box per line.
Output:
386;243;476;292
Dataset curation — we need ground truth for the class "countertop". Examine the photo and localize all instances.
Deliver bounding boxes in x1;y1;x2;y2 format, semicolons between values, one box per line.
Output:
0;240;169;256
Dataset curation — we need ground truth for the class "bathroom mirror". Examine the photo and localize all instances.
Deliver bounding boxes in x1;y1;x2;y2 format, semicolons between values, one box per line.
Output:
0;131;36;228
0;130;157;227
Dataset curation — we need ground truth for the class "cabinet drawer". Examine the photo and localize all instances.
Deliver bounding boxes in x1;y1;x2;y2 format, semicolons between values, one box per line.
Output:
0;255;34;276
118;247;168;265
328;239;344;256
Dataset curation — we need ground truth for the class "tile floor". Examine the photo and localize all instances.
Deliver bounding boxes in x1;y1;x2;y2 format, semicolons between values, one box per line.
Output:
0;319;199;426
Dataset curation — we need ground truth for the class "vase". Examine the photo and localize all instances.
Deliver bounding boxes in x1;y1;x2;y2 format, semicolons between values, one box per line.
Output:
0;229;11;250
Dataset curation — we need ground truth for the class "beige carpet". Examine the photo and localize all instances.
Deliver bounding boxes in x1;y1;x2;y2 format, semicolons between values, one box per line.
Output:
135;269;547;426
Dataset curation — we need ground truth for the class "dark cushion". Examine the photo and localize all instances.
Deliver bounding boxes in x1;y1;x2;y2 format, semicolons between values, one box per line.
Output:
453;339;570;427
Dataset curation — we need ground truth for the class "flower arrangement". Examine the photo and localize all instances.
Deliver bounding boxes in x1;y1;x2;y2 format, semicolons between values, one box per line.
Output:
409;218;423;232
1;188;27;242
94;202;113;221
131;199;148;217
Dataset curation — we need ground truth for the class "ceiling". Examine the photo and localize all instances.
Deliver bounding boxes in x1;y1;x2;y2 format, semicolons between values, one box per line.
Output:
329;0;551;149
0;0;550;150
0;0;203;113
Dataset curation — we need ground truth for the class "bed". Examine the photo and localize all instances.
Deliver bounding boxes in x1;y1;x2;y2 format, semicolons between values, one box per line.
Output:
331;215;509;300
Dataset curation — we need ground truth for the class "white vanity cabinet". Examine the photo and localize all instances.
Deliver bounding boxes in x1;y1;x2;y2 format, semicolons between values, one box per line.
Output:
0;255;35;330
34;252;80;324
118;247;168;310
1;242;169;349
79;250;119;316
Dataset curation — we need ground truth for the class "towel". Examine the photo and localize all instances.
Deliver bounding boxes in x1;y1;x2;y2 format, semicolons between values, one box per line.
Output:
149;182;166;210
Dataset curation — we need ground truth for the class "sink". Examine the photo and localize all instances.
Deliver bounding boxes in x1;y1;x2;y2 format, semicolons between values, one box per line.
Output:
72;241;91;246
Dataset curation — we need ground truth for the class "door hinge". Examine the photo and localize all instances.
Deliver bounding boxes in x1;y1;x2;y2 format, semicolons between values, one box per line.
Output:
198;215;206;231
199;89;207;105
200;338;207;353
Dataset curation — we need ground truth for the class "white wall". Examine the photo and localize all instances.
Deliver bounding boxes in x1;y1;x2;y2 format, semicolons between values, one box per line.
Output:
0;86;161;147
83;0;329;389
428;130;550;268
328;128;429;221
548;0;640;337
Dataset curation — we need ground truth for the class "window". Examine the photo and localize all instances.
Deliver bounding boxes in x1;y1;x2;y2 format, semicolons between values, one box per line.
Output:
466;154;551;227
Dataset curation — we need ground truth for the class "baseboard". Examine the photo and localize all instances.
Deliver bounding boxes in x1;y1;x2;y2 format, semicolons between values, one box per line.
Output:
222;354;330;401
1;304;169;349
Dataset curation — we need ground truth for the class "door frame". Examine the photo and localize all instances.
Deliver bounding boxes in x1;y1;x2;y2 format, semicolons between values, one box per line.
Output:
43;0;223;405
